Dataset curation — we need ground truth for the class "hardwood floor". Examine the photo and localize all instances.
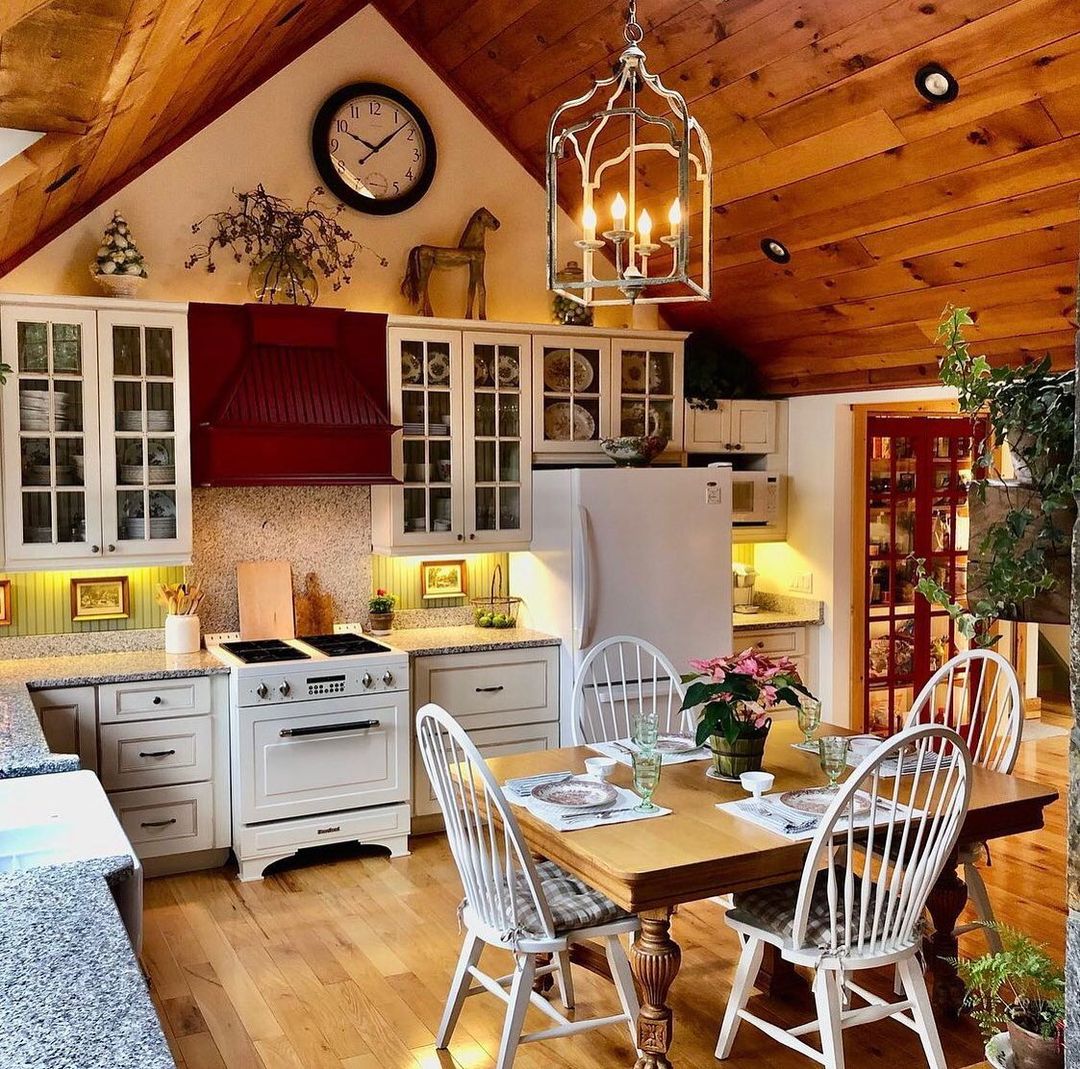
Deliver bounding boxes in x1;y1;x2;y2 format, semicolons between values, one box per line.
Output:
143;729;1068;1069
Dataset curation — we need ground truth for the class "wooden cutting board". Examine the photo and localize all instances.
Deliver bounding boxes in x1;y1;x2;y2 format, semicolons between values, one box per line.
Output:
294;571;335;637
237;560;295;640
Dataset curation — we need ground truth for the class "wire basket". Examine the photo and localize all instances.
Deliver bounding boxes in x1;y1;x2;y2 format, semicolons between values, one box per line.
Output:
471;564;522;629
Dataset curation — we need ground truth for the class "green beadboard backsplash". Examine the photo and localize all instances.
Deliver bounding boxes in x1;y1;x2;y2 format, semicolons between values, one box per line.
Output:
371;553;510;610
0;566;184;635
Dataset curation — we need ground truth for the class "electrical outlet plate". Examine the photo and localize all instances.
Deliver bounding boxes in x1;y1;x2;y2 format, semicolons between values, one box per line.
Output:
789;573;813;594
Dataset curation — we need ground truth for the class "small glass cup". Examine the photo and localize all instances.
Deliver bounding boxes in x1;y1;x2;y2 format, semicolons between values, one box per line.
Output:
632;711;659;751
798;697;822;747
818;736;850;789
631;750;663;812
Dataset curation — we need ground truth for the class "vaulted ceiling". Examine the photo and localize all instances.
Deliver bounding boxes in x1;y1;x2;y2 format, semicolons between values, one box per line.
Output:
1;0;1077;395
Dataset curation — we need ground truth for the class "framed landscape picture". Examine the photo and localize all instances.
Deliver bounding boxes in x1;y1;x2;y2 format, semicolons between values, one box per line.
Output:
420;559;468;600
70;576;130;621
0;580;12;626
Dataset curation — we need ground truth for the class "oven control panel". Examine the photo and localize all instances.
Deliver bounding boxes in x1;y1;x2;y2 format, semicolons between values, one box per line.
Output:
236;660;408;706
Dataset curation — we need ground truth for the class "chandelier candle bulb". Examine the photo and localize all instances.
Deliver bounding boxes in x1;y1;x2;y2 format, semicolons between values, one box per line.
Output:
611;192;627;227
582;204;597;243
638;208;653;244
668;198;681;234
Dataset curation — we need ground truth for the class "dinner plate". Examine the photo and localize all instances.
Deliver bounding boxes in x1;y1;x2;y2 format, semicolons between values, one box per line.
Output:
544;401;595;442
497;353;520;387
544;349;594;392
427;351;451;385
532;776;617;809
401;350;423;385
655;733;698;754
779;787;873;818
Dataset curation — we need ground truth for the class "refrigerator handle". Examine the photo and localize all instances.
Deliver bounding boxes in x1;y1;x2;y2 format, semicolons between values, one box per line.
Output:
574;505;595;650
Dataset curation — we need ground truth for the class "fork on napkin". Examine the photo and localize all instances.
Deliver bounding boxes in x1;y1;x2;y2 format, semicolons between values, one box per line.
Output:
504;771;573;800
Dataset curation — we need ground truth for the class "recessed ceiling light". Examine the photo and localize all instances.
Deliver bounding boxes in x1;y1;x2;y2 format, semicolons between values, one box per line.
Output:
761;238;790;264
915;63;959;103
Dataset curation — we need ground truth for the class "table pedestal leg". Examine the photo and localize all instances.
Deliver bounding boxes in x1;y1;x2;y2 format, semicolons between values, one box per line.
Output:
755;945;810;1000
630;908;682;1069
924;848;967;1018
533;952;555;994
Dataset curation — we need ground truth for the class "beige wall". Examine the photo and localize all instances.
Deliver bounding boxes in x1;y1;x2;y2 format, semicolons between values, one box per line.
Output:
2;7;631;329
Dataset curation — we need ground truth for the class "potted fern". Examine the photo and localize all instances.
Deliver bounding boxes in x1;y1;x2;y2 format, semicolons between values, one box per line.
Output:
954;925;1064;1069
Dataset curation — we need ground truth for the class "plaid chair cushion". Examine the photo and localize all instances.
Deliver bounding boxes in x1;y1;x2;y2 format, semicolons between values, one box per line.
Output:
732;869;868;948
512;859;633;937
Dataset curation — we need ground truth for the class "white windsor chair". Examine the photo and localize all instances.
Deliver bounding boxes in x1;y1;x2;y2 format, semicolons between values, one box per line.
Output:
715;723;972;1069
416;702;641;1069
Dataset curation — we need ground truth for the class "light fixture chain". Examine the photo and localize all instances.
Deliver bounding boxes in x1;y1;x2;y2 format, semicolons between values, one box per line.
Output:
624;0;643;45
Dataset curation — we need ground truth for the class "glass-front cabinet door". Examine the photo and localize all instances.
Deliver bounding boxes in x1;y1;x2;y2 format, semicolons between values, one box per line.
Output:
98;310;191;561
463;332;532;547
0;306;103;563
532;335;611;458
385;327;465;548
611;340;683;457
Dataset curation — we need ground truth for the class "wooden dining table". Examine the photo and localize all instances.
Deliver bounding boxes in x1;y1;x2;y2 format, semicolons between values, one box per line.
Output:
484;720;1058;1069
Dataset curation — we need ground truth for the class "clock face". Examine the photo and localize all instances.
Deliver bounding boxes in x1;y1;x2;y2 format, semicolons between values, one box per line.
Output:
313;82;437;215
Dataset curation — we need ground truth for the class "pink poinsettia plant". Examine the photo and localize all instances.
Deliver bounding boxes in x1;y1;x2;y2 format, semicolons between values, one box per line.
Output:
681;649;814;747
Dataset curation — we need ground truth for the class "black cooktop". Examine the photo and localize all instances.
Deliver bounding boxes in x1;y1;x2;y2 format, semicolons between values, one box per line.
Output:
220;639;310;664
299;633;391;657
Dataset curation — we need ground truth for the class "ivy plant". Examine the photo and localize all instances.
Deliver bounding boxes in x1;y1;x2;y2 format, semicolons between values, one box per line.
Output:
914;305;1077;645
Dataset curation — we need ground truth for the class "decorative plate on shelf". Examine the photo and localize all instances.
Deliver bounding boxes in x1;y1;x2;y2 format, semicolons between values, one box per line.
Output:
427;351;451;386
544;401;595;442
401;350;423;385
474;353;494;387
544;349;594;393
497;353;520;388
779;787;873;818
532;776;617;809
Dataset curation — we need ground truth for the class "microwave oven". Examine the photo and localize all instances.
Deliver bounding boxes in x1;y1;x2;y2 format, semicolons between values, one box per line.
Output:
727;471;784;527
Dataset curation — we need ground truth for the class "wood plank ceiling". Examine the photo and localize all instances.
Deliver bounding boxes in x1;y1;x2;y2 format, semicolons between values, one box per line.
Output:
390;0;1080;395
0;0;1077;394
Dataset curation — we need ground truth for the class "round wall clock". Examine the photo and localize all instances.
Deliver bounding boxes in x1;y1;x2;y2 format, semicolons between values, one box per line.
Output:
312;82;437;215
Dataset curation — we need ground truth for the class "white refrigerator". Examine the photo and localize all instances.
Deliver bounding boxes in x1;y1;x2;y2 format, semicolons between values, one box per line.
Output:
510;466;733;742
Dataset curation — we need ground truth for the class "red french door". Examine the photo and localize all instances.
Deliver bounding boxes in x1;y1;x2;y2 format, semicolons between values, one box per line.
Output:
863;415;978;734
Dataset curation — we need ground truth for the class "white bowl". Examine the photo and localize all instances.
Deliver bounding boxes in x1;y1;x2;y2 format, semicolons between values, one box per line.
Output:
584;756;617;782
739;770;775;798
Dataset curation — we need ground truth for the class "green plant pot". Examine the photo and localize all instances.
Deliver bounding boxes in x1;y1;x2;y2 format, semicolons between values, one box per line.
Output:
709;728;769;779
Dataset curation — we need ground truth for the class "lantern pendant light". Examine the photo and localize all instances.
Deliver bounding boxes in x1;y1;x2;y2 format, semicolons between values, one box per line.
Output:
546;0;713;306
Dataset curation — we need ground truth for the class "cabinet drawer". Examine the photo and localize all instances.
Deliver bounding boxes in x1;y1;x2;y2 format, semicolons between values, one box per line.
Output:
414;721;560;817
99;716;212;790
98;676;212;722
737;627;806;658
110;782;213;858
239;803;410;856
418;647;559;729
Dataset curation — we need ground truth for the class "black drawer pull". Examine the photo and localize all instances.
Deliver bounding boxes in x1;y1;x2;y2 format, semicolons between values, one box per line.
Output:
138;749;176;758
317;826;341;835
140;818;177;829
279;719;380;738
152;696;162;705
475;685;504;693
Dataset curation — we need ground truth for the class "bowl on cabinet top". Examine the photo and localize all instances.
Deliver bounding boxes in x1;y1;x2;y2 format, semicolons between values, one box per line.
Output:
600;435;669;467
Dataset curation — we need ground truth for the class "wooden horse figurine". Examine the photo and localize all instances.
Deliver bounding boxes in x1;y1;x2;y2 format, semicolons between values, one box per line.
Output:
401;207;500;319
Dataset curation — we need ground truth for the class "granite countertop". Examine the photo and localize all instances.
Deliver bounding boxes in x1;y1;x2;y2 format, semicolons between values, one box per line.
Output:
0;649;227;779
732;608;824;631
388;626;561;657
0;861;173;1069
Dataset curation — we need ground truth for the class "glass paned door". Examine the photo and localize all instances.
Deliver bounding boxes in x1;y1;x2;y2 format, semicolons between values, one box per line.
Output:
464;333;531;545
864;415;977;734
613;343;680;449
533;335;610;453
389;328;464;546
1;307;102;561
98;310;191;559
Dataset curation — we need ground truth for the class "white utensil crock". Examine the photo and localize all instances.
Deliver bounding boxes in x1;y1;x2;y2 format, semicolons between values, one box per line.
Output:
165;614;201;655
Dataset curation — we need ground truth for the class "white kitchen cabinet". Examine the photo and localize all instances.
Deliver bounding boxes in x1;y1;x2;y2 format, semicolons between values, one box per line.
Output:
0;297;191;569
410;644;560;821
533;334;612;460
735;625;811;715
685;399;778;455
31;686;98;772
373;326;532;554
610;339;684;461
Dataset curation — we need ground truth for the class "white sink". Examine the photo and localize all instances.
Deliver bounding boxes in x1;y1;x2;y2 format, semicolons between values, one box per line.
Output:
0;819;76;871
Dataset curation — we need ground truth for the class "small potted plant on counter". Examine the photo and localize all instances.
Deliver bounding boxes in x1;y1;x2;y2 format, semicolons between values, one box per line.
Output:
955;925;1065;1069
681;649;813;779
368;589;397;636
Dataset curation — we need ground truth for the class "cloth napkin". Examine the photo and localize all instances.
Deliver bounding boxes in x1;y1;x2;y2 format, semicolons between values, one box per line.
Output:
791;740;941;777
716;792;920;842
588;738;711;767
505;779;670;831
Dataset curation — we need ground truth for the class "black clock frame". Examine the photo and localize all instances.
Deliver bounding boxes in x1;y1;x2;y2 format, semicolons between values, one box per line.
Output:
312;81;437;215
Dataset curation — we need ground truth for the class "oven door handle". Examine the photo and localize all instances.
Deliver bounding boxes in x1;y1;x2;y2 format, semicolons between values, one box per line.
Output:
279;719;380;738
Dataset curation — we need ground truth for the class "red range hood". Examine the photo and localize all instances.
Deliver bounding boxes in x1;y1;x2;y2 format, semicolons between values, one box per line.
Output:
188;303;398;486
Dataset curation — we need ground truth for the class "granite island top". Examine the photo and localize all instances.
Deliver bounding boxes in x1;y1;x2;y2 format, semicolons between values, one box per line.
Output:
0;860;173;1069
0;649;227;779
388;626;561;657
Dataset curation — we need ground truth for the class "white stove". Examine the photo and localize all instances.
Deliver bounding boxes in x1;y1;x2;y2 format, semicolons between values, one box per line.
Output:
210;632;411;881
